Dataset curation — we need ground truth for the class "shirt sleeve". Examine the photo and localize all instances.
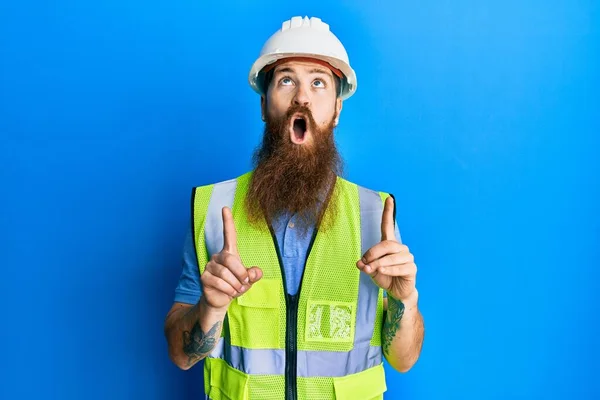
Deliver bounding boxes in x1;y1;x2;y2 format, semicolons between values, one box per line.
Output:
173;226;202;305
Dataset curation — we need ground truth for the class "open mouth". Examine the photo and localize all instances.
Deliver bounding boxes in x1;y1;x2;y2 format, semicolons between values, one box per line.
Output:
290;115;309;144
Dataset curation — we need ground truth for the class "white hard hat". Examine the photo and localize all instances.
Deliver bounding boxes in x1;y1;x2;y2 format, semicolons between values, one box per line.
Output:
248;16;357;100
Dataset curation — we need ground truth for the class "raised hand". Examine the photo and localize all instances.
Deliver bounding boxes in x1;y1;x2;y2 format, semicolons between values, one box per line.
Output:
356;197;417;302
200;207;263;310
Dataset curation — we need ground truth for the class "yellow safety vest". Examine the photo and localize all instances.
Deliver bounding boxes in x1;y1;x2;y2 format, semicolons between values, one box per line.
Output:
192;171;393;400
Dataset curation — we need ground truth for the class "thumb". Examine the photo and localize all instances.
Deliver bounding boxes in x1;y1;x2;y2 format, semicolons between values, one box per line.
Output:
247;267;263;284
381;196;396;241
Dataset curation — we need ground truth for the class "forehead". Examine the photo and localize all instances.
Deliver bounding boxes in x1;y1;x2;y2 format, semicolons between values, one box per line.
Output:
273;60;334;77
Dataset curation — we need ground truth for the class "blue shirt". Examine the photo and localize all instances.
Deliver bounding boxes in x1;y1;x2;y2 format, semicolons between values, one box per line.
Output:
174;211;401;305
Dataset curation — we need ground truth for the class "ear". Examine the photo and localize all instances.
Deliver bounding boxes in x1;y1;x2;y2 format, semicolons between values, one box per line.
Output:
260;96;266;121
334;98;343;126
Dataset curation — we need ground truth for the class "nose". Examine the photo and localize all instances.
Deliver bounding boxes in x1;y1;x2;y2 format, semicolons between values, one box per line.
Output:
293;84;310;107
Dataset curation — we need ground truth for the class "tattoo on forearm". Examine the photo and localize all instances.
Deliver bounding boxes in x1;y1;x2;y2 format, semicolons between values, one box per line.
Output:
182;321;221;366
382;297;405;355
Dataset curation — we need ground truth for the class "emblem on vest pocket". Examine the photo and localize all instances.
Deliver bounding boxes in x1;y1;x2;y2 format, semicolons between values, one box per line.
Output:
306;301;355;343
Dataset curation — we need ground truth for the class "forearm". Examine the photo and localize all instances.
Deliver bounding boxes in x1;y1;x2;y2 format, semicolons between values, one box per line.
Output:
164;296;227;370
382;290;424;372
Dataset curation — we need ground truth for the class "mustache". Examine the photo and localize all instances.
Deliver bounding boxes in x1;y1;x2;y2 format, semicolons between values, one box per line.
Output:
270;104;318;130
285;104;313;120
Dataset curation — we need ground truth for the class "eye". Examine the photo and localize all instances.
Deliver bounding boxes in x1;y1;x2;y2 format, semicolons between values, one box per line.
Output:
313;79;326;88
280;76;294;86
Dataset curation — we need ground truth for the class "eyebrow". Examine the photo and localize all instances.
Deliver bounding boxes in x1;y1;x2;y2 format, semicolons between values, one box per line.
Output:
274;67;295;76
274;67;332;77
309;68;331;76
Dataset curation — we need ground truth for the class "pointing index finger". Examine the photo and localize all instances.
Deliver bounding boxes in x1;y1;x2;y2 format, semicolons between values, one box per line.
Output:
222;206;238;254
381;196;396;242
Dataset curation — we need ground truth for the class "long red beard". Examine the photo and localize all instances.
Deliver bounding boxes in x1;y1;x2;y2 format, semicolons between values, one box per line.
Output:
246;105;343;234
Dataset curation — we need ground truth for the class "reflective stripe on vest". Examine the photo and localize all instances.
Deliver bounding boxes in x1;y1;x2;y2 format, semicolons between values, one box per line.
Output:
207;339;382;377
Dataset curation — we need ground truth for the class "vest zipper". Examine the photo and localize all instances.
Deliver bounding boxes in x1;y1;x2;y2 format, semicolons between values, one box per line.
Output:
286;293;299;400
268;222;318;400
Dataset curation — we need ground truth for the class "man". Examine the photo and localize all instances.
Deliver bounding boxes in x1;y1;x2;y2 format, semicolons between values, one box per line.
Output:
164;16;424;400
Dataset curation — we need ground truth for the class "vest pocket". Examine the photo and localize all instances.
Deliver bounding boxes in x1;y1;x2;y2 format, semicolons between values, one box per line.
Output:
207;358;249;400
232;278;281;348
237;278;280;309
332;363;387;400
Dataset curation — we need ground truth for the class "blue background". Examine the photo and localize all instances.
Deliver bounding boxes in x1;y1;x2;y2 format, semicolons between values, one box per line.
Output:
1;0;598;399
